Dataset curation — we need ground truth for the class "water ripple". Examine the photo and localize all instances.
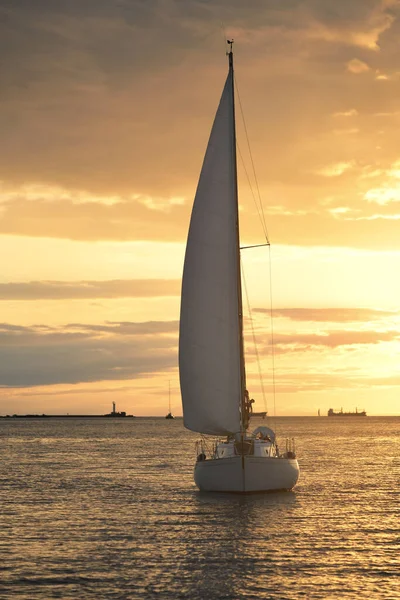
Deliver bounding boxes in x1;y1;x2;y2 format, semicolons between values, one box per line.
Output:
0;417;399;599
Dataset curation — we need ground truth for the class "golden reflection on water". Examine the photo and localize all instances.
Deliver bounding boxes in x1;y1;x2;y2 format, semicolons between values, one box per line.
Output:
1;417;399;599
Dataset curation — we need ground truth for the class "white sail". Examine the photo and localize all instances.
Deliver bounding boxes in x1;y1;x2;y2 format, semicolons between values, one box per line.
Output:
179;67;242;436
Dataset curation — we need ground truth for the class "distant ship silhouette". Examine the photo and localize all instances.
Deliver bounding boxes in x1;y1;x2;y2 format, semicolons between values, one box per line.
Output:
328;408;367;417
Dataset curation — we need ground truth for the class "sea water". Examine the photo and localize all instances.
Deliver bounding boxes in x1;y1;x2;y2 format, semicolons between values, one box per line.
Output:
1;416;399;599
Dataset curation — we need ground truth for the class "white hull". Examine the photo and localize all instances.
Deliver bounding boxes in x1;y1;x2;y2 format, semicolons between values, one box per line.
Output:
194;456;299;493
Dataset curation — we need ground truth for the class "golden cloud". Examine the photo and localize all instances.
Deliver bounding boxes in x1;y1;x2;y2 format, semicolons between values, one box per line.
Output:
346;58;370;74
0;279;181;300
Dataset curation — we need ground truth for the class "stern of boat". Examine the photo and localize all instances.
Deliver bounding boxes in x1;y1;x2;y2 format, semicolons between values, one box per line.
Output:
193;436;299;493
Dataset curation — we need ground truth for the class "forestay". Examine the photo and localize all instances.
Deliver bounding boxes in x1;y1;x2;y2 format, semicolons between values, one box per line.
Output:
179;67;242;436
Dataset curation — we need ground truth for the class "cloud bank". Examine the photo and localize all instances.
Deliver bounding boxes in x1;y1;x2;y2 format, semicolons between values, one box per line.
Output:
1;0;400;247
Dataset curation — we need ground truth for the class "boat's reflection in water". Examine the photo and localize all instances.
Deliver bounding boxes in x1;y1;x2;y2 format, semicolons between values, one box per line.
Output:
176;490;298;599
195;488;297;506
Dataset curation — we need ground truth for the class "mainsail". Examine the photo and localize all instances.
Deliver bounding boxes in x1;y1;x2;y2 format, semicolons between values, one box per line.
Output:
179;64;242;436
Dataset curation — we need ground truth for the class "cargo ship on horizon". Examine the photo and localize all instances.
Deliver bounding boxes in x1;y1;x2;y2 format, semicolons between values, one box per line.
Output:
328;408;367;417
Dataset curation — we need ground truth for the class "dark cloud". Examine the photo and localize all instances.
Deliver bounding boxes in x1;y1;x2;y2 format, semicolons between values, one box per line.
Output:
252;328;400;352
0;323;35;332
0;279;181;299
65;321;179;335
0;309;398;401
16;383;139;397
1;316;395;388
253;307;398;322
0;320;177;386
247;368;400;394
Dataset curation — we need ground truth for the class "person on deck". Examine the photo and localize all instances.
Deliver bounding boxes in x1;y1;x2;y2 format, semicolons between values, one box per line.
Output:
243;390;255;430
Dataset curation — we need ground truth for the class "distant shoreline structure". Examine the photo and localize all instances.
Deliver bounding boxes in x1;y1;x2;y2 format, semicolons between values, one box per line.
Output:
328;408;367;417
0;414;136;419
1;402;135;419
103;401;134;418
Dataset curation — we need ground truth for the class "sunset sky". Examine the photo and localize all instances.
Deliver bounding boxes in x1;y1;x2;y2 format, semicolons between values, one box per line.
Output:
1;0;400;417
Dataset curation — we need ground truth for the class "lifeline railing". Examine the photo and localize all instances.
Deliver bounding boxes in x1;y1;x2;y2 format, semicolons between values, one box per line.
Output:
195;437;218;460
285;438;296;458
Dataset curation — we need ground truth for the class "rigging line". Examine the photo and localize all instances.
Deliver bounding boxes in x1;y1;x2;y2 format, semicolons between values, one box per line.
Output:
268;244;277;421
235;76;269;239
237;141;269;241
235;76;270;242
219;22;228;51
241;260;268;414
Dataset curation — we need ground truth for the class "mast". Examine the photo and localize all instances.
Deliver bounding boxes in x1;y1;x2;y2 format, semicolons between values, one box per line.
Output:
228;40;247;433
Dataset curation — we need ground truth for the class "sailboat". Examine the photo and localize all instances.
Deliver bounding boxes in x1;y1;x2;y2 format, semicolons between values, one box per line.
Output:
179;42;300;493
165;381;174;419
